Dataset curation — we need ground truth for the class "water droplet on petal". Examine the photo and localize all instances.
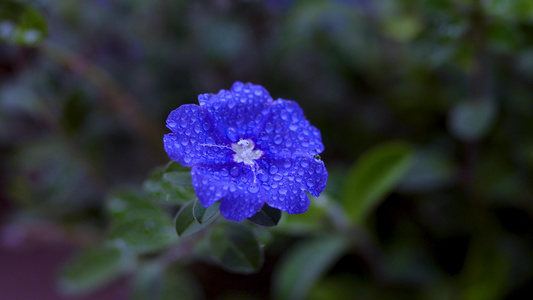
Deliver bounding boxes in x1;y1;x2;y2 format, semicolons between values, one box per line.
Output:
279;188;288;195
269;165;278;175
306;179;314;188
230;166;240;177
300;160;309;168
283;160;292;168
289;124;298;131
248;184;259;193
274;135;283;145
281;111;289;120
265;123;274;133
226;127;239;142
258;172;269;182
273;174;283;181
181;137;189;146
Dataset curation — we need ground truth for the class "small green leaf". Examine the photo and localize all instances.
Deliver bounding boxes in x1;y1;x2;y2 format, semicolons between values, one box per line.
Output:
247;203;282;227
57;245;135;295
143;163;195;205
163;161;193;186
175;200;219;237
272;235;349;300
342;141;413;224
193;198;220;224
0;1;48;46
209;222;263;274
448;100;497;142
106;190;178;254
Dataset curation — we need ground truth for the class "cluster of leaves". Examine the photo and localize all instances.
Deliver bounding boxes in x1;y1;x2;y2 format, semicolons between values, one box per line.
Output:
58;142;413;299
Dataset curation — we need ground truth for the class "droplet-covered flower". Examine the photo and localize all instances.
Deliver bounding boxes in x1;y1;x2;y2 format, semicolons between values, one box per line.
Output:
164;82;328;221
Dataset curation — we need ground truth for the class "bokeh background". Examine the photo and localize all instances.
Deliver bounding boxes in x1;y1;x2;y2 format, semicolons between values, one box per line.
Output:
1;0;533;299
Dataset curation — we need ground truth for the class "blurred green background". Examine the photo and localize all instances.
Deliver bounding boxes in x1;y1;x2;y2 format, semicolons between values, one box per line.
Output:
1;0;533;299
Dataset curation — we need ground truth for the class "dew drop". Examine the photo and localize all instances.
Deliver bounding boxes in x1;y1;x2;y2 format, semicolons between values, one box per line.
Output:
285;139;293;148
289;124;298;131
258;172;269;182
248;184;259;194
306;179;315;188
265;123;274;133
180;137;189;146
283;160;292;168
280;111;289;120
194;124;202;133
274;135;283;145
203;122;210;131
273;174;283;181
229;185;237;192
168;121;176;128
269;165;278;175
279;188;288;195
226;127;239;142
230;166;240;177
184;156;192;163
300;160;309;168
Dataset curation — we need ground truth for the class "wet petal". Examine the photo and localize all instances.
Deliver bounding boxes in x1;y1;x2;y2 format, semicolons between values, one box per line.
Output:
256;99;324;157
164;104;233;167
198;82;273;142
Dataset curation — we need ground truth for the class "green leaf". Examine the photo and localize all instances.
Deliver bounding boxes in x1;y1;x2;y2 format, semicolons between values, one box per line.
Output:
106;190;178;254
57;245;135;295
130;263;204;300
193;198;220;224
342;141;413;224
0;1;48;46
143;162;195;205
175;200;219;237
163;161;193;186
461;237;511;300
209;222;263;274
272;235;349;300
448;100;497;142
247;203;282;227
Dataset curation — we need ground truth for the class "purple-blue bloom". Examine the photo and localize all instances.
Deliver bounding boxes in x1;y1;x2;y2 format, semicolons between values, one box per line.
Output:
163;82;328;222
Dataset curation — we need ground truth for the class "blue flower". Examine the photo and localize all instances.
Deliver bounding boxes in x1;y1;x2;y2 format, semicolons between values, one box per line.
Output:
164;81;327;222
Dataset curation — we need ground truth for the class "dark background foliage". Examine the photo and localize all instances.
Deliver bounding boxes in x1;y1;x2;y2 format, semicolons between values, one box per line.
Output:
1;0;533;299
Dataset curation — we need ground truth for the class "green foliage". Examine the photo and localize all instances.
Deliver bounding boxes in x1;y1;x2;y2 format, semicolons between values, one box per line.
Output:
273;235;350;300
193;198;220;224
342;141;414;224
174;199;219;238
143;162;196;205
106;190;177;254
247;203;282;227
0;1;47;46
58;245;136;295
208;222;263;274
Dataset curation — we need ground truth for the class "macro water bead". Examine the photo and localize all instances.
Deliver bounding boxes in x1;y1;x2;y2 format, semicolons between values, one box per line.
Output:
163;82;328;222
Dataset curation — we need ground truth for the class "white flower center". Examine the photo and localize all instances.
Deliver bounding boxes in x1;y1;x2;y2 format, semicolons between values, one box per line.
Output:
232;139;263;166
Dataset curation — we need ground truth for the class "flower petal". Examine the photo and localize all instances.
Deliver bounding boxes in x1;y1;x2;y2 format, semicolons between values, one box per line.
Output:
198;82;273;143
164;104;233;167
256;99;324;157
191;164;265;221
258;155;327;214
219;191;265;222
